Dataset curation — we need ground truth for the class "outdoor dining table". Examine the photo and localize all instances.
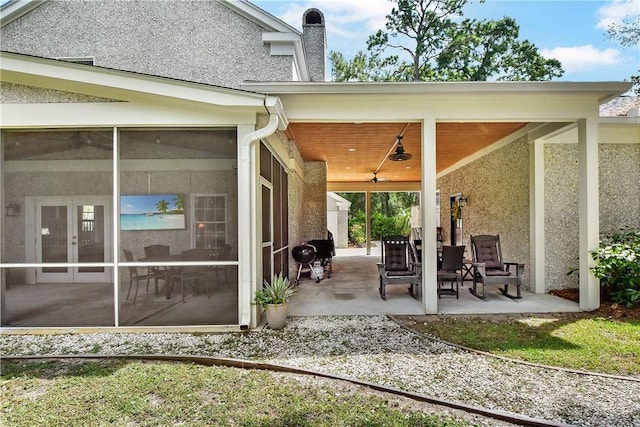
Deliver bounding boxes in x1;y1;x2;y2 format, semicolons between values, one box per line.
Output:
138;250;217;299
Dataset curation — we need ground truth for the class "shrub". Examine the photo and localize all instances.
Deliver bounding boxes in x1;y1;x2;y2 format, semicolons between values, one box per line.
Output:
591;228;640;308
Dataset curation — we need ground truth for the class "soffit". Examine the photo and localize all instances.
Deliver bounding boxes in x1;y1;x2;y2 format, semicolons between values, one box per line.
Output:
287;121;528;183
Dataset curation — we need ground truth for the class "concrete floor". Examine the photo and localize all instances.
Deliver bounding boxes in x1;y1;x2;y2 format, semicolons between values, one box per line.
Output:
288;246;581;317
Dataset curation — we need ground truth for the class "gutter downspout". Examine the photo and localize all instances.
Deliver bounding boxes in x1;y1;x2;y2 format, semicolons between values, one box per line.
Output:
238;98;283;329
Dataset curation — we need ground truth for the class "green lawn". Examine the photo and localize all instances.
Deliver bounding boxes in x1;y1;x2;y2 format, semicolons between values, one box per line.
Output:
0;359;470;427
399;314;640;376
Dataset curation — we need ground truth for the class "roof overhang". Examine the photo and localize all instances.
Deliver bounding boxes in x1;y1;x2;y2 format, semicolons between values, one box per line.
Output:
242;81;632;104
1;51;268;107
240;80;633;186
0;0;44;26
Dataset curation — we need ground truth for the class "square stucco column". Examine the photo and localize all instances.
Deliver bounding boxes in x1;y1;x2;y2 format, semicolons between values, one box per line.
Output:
421;118;438;314
529;138;545;293
303;162;327;240
578;118;600;311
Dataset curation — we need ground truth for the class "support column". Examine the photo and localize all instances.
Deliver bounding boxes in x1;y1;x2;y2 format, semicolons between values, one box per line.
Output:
529;138;545;293
421;118;438;314
366;191;372;256
577;118;600;311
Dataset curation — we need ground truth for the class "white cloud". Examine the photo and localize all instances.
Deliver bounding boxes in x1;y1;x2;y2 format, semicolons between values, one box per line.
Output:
596;0;640;30
541;45;625;72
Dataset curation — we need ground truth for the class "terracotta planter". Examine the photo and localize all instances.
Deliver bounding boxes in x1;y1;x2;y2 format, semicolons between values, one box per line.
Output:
265;303;288;329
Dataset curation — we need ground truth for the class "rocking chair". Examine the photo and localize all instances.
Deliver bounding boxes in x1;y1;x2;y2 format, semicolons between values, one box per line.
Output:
470;234;525;299
377;235;421;300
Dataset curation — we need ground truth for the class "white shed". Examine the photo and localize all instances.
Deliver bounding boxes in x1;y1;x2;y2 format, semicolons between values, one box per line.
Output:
327;192;351;248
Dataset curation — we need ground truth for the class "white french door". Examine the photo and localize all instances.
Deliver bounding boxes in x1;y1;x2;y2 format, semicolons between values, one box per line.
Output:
35;197;111;283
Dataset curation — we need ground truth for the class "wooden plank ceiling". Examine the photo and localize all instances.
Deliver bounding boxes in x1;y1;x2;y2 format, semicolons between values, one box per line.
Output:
286;122;528;183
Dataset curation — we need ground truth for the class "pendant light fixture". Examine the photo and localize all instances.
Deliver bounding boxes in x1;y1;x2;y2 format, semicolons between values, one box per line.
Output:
388;136;412;161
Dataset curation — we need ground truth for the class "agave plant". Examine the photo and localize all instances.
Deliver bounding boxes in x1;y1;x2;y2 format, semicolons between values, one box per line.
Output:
252;273;297;308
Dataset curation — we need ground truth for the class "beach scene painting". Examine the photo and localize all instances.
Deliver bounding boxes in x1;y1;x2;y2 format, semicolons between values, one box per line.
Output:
121;194;186;231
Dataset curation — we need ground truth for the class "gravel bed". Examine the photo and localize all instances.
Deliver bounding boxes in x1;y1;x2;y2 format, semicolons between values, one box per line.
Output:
1;315;639;426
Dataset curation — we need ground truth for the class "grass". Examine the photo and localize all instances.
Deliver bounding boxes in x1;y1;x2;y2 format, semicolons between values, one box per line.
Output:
1;359;470;427
398;314;640;376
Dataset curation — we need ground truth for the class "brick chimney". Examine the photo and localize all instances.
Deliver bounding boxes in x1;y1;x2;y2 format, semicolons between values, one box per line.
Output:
302;8;326;82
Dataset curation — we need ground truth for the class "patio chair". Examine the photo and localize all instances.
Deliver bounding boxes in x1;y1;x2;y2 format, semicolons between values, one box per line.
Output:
123;249;157;304
143;244;170;295
470;234;525;300
437;245;465;299
377;235;421;300
211;243;232;286
168;249;210;303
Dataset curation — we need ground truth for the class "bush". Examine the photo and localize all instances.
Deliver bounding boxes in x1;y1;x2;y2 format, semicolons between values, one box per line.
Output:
348;210;411;244
591;228;640;308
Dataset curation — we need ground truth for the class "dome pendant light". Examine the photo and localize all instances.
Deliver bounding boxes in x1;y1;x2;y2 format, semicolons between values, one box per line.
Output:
388;136;412;161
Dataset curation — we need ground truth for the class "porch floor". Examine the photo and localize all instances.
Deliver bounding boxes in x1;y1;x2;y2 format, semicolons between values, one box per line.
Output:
288;246;581;317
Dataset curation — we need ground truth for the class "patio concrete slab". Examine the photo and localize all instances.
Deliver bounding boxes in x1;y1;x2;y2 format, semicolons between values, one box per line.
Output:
288;247;581;317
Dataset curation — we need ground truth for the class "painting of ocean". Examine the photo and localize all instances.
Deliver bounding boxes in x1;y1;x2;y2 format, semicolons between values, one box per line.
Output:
121;194;186;230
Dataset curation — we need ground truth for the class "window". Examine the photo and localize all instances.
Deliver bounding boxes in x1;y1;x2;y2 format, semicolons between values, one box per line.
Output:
192;194;226;250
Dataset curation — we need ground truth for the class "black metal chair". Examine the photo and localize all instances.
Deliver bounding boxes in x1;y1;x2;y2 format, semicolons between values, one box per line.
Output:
437;245;465;299
143;244;170;295
123;249;156;304
168;249;210;303
470;234;525;299
377;235;421;300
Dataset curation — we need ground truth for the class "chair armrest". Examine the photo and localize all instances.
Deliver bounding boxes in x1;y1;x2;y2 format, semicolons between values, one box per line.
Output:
504;262;525;277
413;261;422;277
472;262;486;277
377;263;385;275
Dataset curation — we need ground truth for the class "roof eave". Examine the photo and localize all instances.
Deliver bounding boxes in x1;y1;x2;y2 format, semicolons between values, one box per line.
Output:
1;51;267;108
241;81;633;103
0;0;45;26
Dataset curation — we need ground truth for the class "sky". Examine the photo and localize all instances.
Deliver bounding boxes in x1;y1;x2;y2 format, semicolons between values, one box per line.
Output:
252;0;640;82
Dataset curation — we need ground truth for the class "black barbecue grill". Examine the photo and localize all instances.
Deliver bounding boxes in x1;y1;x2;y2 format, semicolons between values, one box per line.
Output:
307;239;333;279
292;244;320;285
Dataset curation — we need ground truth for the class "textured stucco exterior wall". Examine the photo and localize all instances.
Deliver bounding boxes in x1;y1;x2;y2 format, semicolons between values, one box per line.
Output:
544;143;579;290
600;144;640;232
0;83;118;103
437;137;531;289
302;162;328;241
545;142;640;290
1;0;292;88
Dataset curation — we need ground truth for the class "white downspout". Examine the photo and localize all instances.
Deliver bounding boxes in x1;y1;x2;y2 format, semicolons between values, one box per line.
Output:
238;112;279;329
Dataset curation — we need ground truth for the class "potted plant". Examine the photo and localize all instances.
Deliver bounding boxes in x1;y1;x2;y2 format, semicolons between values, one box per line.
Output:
252;273;297;329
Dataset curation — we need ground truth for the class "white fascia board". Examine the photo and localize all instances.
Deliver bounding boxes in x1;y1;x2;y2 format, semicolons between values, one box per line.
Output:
262;32;309;82
600;116;640;125
220;0;301;34
1;52;266;108
0;0;45;26
0;102;259;128
241;81;632;100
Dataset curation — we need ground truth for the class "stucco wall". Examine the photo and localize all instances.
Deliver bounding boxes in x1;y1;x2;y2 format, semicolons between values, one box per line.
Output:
302;162;328;242
1;1;292;88
437;137;531;289
0;83;118;103
545;142;640;290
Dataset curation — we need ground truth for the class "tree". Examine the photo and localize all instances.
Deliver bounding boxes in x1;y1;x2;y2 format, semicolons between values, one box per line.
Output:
437;17;563;81
156;199;169;213
330;0;563;82
607;15;639;94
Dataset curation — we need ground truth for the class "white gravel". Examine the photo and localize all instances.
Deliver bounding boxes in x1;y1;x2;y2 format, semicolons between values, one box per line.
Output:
1;315;639;427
